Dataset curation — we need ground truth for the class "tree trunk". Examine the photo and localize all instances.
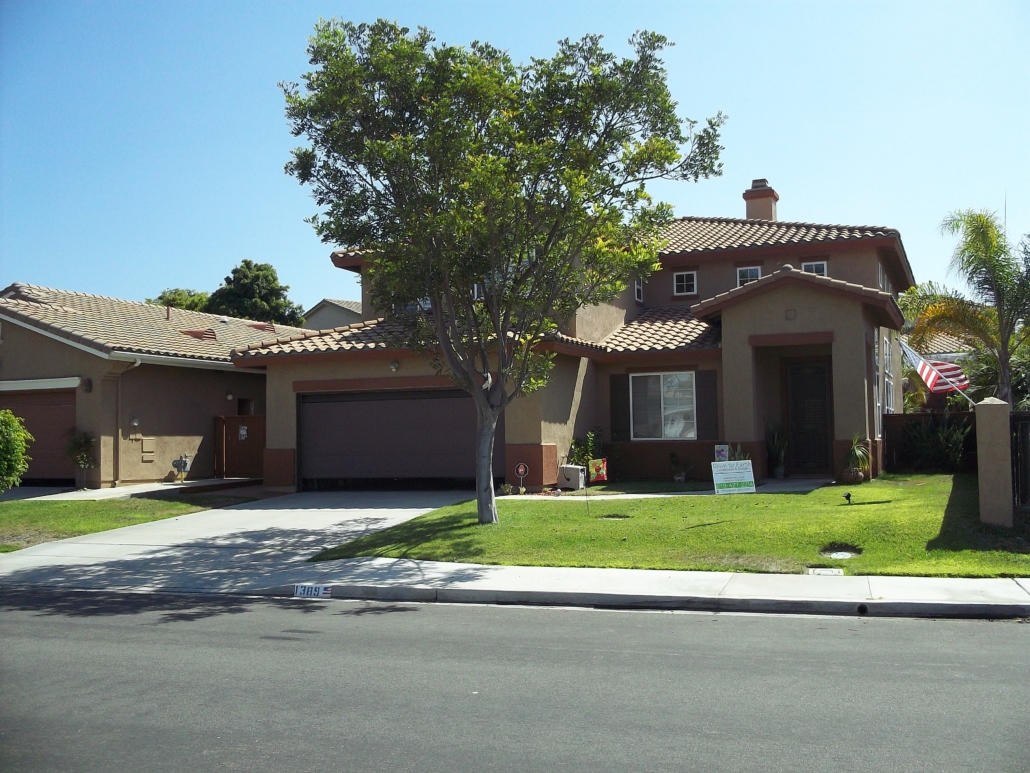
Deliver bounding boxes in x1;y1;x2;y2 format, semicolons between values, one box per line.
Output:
998;350;1013;406
474;409;499;524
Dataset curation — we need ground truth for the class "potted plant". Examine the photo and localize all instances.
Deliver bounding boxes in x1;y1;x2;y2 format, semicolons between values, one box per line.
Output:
669;452;693;482
765;423;787;479
66;429;98;488
839;434;870;485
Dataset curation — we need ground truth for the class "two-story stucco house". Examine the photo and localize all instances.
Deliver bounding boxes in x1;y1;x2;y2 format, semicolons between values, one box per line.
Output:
234;180;912;490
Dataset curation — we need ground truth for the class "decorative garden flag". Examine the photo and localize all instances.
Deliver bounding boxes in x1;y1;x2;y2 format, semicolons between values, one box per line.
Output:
587;458;608;483
900;340;972;401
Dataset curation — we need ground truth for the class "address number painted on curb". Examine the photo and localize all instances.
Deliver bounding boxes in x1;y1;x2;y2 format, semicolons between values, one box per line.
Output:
294;584;332;599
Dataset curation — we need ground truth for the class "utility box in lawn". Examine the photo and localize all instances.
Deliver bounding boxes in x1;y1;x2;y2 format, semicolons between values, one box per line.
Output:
559;465;586;490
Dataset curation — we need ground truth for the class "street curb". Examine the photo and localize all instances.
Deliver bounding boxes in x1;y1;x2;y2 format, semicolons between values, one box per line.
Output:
248;583;1030;619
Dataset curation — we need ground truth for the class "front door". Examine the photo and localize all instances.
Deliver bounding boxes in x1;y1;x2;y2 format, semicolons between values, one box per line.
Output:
786;362;832;474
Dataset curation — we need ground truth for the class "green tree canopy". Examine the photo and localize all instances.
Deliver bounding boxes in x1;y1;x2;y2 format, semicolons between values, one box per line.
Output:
905;211;1030;406
205;260;305;325
146;288;210;312
282;20;724;522
147;261;305;326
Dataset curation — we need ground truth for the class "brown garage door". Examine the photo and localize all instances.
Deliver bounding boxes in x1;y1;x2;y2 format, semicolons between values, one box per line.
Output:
299;389;504;488
0;390;77;482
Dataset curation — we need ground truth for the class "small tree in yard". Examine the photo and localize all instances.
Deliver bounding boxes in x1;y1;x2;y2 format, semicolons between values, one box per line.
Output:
0;410;33;493
282;20;725;523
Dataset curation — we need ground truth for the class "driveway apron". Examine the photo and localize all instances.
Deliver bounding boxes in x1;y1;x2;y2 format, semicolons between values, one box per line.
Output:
0;490;469;593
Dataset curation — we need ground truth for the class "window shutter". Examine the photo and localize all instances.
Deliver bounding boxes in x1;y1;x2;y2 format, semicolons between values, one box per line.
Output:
695;369;719;440
610;374;631;441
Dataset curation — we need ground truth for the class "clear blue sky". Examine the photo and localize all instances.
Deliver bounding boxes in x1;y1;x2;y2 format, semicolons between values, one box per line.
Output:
2;1;1027;310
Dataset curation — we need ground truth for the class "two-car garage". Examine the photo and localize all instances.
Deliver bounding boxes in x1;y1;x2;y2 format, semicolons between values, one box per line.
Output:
297;389;504;489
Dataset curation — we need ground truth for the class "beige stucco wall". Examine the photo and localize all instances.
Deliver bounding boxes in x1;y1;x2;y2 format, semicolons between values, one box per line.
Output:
652;244;888;308
570;286;636;343
720;284;879;443
0;322;265;485
304;303;362;331
118;364;265;482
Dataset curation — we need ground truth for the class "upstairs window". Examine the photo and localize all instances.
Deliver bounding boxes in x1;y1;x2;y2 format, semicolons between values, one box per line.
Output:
878;263;895;296
630;372;696;440
673;271;697;296
802;261;827;276
737;266;761;287
634;278;643;303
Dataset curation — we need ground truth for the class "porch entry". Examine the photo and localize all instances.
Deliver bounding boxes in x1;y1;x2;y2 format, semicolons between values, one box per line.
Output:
785;362;832;474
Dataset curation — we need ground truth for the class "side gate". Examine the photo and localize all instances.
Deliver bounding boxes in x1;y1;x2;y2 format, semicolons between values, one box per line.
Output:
1011;412;1030;508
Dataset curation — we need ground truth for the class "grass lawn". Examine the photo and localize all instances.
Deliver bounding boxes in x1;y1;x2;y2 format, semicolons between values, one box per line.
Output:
556;480;712;496
0;493;254;553
313;474;1030;578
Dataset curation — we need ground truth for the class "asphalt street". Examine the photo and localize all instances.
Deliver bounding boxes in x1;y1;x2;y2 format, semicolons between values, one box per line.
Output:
1;590;1028;772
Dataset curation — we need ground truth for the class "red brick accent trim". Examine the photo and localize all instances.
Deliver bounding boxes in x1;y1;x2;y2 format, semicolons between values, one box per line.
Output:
505;444;558;488
263;448;295;487
749;332;834;347
293;375;453;393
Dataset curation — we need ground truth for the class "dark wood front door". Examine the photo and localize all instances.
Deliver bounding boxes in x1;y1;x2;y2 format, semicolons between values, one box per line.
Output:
786;362;832;474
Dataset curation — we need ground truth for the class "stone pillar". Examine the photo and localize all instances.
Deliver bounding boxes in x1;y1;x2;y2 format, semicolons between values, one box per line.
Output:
975;397;1013;527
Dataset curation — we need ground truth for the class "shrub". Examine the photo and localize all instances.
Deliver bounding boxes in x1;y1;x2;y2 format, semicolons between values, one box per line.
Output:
0;410;34;492
567;429;603;468
66;430;98;469
900;412;971;472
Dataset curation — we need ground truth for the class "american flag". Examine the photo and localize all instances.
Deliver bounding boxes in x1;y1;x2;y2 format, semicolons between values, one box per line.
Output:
900;340;970;394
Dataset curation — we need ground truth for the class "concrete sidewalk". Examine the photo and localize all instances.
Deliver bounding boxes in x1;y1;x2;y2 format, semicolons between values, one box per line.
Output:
260;558;1030;619
21;477;260;501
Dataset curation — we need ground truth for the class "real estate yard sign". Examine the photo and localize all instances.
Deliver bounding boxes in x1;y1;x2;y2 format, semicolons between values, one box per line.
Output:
711;460;756;495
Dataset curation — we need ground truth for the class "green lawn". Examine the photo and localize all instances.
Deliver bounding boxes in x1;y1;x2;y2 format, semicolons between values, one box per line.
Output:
555;480;712;496
313;474;1030;577
0;494;254;552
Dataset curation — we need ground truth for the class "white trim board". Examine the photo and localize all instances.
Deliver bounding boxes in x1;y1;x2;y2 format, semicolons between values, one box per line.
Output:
0;377;81;392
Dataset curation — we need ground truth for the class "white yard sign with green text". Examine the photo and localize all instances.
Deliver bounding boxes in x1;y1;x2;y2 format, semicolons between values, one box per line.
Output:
711;460;756;494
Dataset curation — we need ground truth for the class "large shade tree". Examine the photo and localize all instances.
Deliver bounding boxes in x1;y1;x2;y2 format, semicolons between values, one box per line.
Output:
904;210;1030;406
282;20;725;522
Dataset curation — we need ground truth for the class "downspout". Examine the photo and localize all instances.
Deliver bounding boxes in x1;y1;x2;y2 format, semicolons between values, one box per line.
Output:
114;358;142;487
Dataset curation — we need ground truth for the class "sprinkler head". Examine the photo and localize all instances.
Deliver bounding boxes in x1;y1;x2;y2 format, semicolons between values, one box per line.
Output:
843;493;852;505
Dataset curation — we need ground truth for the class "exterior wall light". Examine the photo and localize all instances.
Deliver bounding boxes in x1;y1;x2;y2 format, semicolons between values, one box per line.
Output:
389;360;400;373
226;392;234;401
130;417;140;427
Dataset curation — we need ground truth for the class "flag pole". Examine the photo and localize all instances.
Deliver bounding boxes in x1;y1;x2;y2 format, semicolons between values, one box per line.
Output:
900;340;975;407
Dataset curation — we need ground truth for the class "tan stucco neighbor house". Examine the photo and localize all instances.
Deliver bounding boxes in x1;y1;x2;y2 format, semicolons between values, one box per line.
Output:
302;298;363;330
0;283;306;487
234;180;912;491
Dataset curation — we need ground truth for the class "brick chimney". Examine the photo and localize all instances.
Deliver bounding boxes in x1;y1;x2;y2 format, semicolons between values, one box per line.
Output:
743;179;779;221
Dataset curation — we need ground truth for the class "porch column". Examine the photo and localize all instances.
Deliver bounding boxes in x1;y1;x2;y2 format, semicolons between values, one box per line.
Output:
975;397;1013;527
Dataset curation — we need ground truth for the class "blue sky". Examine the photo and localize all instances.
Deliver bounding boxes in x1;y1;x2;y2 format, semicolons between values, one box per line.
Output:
2;1;1027;310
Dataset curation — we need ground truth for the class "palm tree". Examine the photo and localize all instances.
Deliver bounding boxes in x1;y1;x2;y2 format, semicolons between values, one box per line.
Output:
906;210;1030;406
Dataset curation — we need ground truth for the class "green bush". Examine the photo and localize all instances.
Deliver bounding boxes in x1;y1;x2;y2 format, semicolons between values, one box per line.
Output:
567;429;603;468
0;410;34;492
901;412;972;472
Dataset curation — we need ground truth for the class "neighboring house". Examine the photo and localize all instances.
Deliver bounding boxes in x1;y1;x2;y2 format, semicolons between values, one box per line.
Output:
0;283;306;487
302;298;363;330
233;179;912;490
903;331;969;363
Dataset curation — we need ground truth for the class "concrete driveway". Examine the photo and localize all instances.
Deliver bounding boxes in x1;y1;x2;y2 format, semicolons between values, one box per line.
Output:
0;490;470;593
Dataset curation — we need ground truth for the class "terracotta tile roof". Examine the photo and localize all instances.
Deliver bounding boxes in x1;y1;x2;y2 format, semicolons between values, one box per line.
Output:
600;307;720;353
659;216;901;255
0;283;308;364
903;331;970;357
232;317;408;359
321;298;362;314
690;264;903;328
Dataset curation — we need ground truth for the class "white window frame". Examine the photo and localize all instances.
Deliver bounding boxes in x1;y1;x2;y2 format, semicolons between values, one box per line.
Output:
673;271;697;296
801;261;827;276
737;266;761;287
883;334;895;414
634;278;643;303
629;371;697;441
873;337;882;438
